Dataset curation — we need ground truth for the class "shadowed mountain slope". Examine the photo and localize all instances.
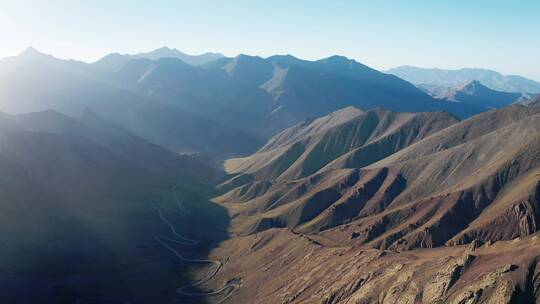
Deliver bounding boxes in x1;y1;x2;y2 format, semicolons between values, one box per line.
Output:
229;54;486;119
115;56;276;136
216;103;540;253
0;49;487;157
0;109;220;182
99;52;488;140
0;109;228;303
0;48;514;157
0;49;261;156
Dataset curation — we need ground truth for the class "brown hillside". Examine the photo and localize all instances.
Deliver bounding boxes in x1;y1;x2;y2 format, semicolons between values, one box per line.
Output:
225;107;458;181
216;104;540;251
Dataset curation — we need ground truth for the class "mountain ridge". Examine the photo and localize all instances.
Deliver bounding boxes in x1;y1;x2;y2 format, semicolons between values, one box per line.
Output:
216;103;540;253
225;107;459;181
388;65;540;93
0;48;262;156
2;48;493;149
93;46;225;71
420;80;533;108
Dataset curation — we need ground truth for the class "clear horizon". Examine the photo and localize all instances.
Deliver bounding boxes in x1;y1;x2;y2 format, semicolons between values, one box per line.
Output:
1;0;539;81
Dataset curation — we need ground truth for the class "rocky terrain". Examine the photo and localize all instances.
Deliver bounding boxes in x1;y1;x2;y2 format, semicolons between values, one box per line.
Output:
208;228;540;303
218;103;540;246
210;102;540;303
225;107;459;181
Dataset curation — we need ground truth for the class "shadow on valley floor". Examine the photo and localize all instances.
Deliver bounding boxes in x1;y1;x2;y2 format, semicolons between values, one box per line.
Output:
0;180;232;304
171;182;233;304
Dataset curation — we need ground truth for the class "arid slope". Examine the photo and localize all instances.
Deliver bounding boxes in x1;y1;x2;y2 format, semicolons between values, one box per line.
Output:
209;103;540;304
208;228;540;304
217;104;540;252
225;107;458;181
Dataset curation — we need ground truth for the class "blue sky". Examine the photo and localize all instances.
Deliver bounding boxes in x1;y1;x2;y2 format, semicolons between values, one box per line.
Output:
1;0;539;80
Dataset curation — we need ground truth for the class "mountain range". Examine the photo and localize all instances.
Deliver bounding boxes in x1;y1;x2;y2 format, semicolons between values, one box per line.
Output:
3;47;540;303
92;49;495;138
419;80;535;108
0;47;261;156
97;51;491;138
388;65;540;93
0;47;499;157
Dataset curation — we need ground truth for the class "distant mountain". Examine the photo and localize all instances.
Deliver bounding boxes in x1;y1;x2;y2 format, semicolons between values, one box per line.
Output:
387;65;540;93
0;48;495;156
92;52;133;72
530;94;540;106
127;53;486;139
0;109;220;181
93;46;225;71
420;80;532;108
0;48;261;156
137;46;225;65
217;102;540;251
93;52;485;141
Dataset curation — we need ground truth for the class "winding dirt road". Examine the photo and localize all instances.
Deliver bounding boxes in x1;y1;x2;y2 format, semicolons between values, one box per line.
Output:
153;183;239;301
75;183;238;303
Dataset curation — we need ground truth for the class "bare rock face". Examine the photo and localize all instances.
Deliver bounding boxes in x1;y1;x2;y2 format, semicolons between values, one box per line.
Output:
422;254;475;303
467;239;484;252
207;228;540;304
449;264;517;304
